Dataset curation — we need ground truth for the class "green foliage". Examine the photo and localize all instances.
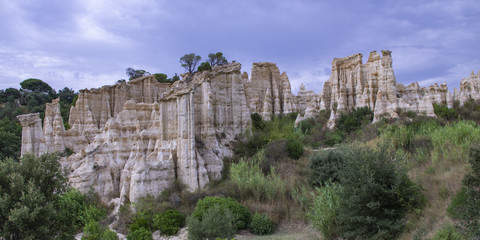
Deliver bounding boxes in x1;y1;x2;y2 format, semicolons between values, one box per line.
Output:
101;229;120;240
129;211;151;232
153;73;168;83
187;205;236;240
153;209;185;236
434;103;458;121
126;227;152;240
81;204;107;225
57;189;88;237
192;196;251;230
430;121;480;163
251;113;267;131
0;117;21;160
448;146;480;236
308;182;341;240
336;146;424;239
180;53;202;74
309;148;348;186
230;152;285;202
324;130;344;146
197;61;212;72
126;68;150;80
208;52;228;66
0;153;82;240
431;224;464;240
286;137;303;159
336;107;373;134
249;212;273;235
82;220;102;240
20;78;53;93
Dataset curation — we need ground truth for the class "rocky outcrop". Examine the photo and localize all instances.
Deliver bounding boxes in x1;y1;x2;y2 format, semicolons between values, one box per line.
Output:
17;113;45;156
20;63;250;205
18;52;480;205
247;62;297;120
456;71;480;105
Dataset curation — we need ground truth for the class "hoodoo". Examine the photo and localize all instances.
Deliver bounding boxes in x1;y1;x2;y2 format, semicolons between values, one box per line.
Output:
17;51;480;206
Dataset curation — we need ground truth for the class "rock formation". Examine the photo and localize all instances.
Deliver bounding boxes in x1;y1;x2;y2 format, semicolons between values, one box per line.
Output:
17;51;480;206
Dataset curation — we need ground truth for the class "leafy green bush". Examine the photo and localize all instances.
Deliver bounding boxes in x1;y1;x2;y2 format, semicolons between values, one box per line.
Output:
82;220;102;240
102;229;119;240
230;152;285;202
434;103;458;121
308;182;341;240
153;209;185;236
286;137;303;159
309;148;348;186
336;146;424;239
447;146;480;236
188;205;236;240
251;113;267;131
249;212;273;235
431;224;464;240
324;130;344;146
129;211;151;232
336;107;373;134
126;227;152;240
197;61;212;72
192;196;251;230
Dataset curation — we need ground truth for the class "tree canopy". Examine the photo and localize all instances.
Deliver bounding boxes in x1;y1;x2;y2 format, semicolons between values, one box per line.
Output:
208;52;228;66
126;68;150;80
20;78;53;93
180;53;201;74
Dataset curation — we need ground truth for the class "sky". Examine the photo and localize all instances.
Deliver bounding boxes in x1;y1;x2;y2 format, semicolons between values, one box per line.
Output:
0;0;479;94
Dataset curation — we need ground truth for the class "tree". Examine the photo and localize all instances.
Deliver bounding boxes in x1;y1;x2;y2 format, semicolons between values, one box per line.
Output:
208;52;227;66
58;87;77;105
169;73;180;82
179;53;201;74
0;153;80;240
126;68;150;80
20;78;53;93
153;73;169;83
197;62;212;72
0;118;21;160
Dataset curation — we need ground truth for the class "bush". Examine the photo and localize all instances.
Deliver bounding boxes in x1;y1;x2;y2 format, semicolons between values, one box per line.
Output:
188;205;236;240
230;152;285;202
153;209;185;236
336;107;373;134
431;224;464;240
286;137;303;159
263;139;288;173
309;148;348;186
251;113;267;131
433;103;458;121
447;146;480;236
82;220;102;240
336;146;424;239
126;227;152;240
250;212;273;235
102;229;119;240
192;196;251;230
129;211;151;232
324;130;344;146
308;182;340;240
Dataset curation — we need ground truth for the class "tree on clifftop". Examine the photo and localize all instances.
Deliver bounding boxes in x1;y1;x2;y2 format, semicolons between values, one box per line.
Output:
126;67;150;80
180;53;201;74
208;52;227;66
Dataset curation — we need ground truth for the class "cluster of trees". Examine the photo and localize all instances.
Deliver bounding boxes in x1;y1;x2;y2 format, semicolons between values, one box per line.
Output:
122;68;180;83
180;52;228;74
0;79;78;160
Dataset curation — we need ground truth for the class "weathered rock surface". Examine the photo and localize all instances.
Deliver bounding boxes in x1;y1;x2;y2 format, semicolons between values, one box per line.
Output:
18;51;480;207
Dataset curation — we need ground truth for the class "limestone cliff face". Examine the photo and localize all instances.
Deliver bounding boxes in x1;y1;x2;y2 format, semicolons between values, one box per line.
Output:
17;52;480;204
246;62;297;120
19;63;250;205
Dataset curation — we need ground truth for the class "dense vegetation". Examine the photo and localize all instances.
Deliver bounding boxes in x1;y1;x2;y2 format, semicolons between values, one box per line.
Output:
0;79;78;160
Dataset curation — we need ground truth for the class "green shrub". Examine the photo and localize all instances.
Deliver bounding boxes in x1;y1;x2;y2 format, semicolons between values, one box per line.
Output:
286;137;303;159
430;121;480;163
434;103;458;121
251;113;267;131
308;182;340;240
309;148;348;186
153;209;185;236
336;146;424;239
129;211;151;232
431;224;464;240
192;196;251;230
447;146;480;236
101;229;119;240
249;212;273;235
324;130;344;146
81;204;107;225
230;152;285;202
126;227;152;240
263;139;288;173
82;220;103;240
336;107;373;134
188;205;236;240
197;62;212;72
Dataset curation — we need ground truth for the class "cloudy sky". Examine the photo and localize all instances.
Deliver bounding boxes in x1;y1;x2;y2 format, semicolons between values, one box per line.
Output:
1;0;479;94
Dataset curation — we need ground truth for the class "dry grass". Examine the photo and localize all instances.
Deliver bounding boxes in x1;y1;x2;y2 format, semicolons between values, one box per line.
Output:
400;159;468;239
